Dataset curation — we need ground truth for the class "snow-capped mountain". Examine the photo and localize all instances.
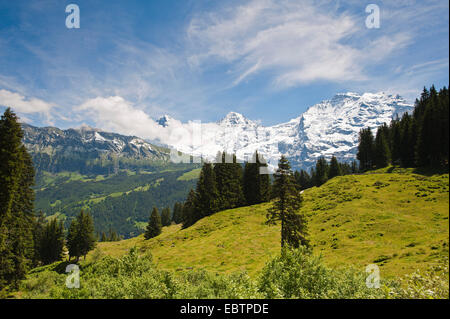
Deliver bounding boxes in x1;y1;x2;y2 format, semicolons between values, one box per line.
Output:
158;92;413;171
22;123;171;172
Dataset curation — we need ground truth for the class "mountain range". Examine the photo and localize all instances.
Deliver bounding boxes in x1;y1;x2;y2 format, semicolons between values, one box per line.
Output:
157;92;413;170
21;92;413;172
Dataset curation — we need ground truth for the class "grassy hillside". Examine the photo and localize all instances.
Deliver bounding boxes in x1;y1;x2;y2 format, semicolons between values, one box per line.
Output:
90;168;449;278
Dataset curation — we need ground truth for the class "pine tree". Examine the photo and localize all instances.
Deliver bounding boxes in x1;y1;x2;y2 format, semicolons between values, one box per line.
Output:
101;232;107;242
194;162;219;218
67;210;96;261
0;108;35;288
172;202;183;224
374;125;391;168
357;128;375;171
182;189;197;229
145;207;162;239
328;156;341;179
38;219;65;265
214;152;245;210
243;151;270;205
161;207;171;227
266;156;309;249
314;157;329;186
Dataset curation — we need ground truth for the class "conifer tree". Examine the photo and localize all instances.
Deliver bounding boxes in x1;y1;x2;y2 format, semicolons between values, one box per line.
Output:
214;152;245;210
351;160;359;173
145;207;162;239
243;151;270;205
374;126;391;168
182;189;197;229
357;128;375;171
0;108;35;288
161;207;171;227
67;210;96;261
314;157;329;186
172;202;183;224
266;156;309;249
194;162;219;218
328;156;341;179
38;219;65;265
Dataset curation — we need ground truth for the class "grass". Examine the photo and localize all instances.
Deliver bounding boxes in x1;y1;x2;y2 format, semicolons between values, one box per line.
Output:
177;168;202;181
89;167;449;279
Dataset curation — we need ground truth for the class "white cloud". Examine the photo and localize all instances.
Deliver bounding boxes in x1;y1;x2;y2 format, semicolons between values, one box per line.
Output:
187;0;412;88
76;96;201;148
0;89;54;114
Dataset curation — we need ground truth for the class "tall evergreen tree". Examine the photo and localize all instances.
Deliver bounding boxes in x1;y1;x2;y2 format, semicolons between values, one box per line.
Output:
0;108;35;288
374;125;391;168
314;157;329;186
161;207;171;227
172;202;183;224
357;128;375;171
214;152;245;210
181;190;197;229
266;156;309;249
145;207;162;239
194;162;219;218
243;151;270;205
328;156;341;179
67;210;96;261
38;219;65;265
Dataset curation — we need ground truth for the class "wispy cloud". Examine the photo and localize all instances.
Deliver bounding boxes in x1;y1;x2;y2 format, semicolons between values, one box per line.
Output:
186;0;412;88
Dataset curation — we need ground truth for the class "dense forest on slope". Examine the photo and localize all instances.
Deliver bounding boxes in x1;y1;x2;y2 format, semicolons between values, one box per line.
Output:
34;167;199;238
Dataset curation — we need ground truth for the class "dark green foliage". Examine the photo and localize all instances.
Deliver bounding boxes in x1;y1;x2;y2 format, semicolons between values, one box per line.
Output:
243;151;270;205
357;128;375;171
314;157;329;187
145;207;162;239
328;156;341;179
266;156;309;249
0;108;35;288
374;124;391;168
214;152;245;211
67;210;96;261
172;202;183;224
357;85;449;171
34;168;197;238
161;207;171;227
181;190;197;229
294;170;312;190
193;163;219;219
36;219;65;265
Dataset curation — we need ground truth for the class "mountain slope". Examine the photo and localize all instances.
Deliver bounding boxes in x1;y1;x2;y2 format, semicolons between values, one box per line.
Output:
90;168;449;277
160;92;413;170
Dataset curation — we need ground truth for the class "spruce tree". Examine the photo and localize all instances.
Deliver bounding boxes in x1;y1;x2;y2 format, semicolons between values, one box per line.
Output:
194;162;219;218
328;156;341;179
161;207;171;227
172;202;183;224
182;189;197;229
374;126;390;168
145;207;162;239
0;108;35;288
214;152;245;210
67;210;96;261
243;151;270;205
357;128;375;171
314;157;329;186
38;219;65;265
266;156;309;249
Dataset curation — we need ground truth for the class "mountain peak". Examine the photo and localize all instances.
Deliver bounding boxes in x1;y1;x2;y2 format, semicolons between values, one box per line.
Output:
157;114;174;127
219;111;253;126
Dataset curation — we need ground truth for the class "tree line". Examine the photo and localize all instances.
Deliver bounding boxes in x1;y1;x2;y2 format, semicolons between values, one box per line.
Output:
294;156;358;190
357;85;449;171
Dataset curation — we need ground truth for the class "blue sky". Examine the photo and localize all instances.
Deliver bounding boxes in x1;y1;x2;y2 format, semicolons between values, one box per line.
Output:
0;0;448;134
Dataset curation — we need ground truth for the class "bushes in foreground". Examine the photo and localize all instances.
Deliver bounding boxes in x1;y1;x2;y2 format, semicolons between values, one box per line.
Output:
18;247;448;299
